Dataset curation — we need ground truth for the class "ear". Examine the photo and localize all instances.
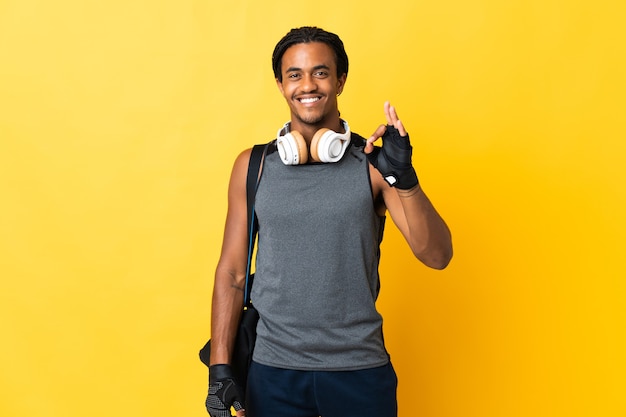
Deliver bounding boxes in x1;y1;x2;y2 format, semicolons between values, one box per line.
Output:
337;73;347;95
276;78;285;95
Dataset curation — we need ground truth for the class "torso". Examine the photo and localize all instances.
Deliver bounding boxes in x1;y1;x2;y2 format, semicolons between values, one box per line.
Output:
249;134;390;371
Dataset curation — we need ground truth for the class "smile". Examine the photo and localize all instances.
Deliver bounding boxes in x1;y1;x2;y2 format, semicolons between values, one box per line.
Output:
297;97;321;104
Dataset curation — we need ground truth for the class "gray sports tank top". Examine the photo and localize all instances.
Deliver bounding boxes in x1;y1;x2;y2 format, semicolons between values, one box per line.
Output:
251;135;389;371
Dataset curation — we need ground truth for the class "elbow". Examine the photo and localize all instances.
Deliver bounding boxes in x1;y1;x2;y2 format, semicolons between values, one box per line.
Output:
214;265;247;291
415;243;453;270
429;251;453;270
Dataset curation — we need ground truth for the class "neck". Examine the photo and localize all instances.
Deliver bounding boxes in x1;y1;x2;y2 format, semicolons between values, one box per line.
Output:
291;117;344;144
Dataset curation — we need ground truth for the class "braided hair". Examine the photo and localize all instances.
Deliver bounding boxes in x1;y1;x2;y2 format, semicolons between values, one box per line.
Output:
272;27;349;82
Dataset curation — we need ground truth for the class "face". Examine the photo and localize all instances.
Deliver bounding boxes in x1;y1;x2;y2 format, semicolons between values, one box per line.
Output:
276;42;347;130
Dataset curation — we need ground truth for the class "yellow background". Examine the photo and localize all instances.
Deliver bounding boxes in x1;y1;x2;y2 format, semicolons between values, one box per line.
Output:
1;1;624;416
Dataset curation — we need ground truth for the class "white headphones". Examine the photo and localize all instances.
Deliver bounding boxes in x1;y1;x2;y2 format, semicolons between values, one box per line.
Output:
276;120;351;165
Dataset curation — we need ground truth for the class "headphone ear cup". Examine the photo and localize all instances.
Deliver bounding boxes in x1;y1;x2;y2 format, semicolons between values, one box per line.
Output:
311;128;347;163
277;130;308;165
290;130;308;164
310;128;329;162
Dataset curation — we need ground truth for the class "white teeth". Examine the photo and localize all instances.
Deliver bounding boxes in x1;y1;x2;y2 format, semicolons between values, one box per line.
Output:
299;97;319;103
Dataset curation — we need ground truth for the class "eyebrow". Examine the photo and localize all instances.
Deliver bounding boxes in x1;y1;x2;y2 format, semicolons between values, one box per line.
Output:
285;64;331;73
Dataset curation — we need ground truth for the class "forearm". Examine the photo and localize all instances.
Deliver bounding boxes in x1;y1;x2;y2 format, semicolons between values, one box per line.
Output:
397;184;453;269
209;267;245;365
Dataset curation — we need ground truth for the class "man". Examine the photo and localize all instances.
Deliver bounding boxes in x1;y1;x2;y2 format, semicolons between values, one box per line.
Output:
206;27;452;417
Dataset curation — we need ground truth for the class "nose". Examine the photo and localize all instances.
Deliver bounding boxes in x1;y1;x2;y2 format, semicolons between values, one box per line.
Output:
301;73;317;93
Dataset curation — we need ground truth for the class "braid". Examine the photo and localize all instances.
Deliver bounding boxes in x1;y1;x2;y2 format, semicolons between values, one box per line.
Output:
272;27;349;82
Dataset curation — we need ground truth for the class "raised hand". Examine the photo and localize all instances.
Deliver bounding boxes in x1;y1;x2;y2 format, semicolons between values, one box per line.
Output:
365;102;418;190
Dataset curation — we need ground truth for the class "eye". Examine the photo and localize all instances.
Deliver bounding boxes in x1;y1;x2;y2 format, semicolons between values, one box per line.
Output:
288;72;301;80
314;71;329;78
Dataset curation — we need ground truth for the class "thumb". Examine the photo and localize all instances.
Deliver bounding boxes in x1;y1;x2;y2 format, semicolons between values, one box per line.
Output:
364;137;375;154
365;124;387;154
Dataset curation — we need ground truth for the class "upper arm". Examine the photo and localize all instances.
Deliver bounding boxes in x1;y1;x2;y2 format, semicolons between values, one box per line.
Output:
370;163;412;239
215;148;253;283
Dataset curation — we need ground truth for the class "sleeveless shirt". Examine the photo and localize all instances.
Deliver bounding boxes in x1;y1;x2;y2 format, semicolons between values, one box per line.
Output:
251;134;389;371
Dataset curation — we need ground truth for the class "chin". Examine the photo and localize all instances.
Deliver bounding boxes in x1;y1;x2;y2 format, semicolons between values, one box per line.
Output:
294;111;327;126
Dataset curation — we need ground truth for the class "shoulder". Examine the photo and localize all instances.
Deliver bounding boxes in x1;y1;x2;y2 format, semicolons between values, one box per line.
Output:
350;132;367;148
230;141;275;183
233;147;252;173
226;148;255;195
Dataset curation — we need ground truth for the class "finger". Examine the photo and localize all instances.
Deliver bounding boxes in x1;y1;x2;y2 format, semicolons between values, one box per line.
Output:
235;408;246;417
388;104;400;126
365;124;387;153
396;119;407;136
385;102;407;135
368;124;387;142
384;101;393;125
385;101;402;126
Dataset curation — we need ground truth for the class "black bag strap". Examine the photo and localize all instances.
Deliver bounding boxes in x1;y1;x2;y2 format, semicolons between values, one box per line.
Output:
243;144;267;307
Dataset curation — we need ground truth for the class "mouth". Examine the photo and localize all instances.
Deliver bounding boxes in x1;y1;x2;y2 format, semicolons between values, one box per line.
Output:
296;96;323;105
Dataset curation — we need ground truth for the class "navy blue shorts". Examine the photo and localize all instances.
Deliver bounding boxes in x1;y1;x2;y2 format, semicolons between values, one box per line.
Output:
246;361;398;417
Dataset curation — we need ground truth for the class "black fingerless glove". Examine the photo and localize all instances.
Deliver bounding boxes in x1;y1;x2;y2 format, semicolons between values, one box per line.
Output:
367;125;419;190
206;364;245;417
